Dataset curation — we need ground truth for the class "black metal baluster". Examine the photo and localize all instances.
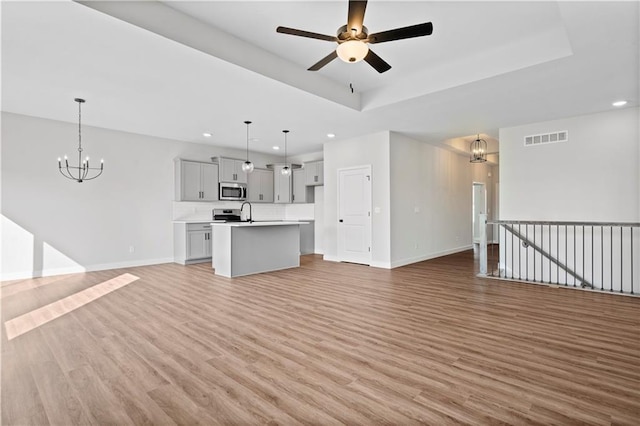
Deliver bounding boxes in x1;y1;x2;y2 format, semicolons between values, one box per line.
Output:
631;227;634;295
620;226;623;293
557;224;559;284
526;224;529;281
600;226;604;291
518;223;521;279
548;224;551;283
565;225;568;286
582;225;585;287
591;225;594;289
533;225;537;282
610;226;613;292
511;224;514;279
573;225;578;287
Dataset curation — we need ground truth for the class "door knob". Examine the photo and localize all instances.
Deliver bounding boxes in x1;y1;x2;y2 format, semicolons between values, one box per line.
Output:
339;219;343;222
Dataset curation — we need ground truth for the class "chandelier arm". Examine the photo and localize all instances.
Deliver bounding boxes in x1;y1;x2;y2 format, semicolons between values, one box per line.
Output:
59;167;74;180
82;169;104;181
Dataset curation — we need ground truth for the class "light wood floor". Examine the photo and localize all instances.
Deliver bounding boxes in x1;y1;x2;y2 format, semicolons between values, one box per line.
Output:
2;252;639;425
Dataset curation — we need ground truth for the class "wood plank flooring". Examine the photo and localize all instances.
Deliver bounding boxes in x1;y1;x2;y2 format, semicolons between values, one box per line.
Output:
2;252;639;425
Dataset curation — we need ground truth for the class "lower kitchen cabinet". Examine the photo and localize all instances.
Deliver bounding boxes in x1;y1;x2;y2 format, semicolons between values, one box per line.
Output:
173;222;213;264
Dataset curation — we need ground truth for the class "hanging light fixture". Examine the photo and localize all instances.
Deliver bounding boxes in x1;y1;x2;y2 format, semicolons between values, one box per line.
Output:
241;120;254;173
58;98;104;182
281;130;291;176
470;134;487;163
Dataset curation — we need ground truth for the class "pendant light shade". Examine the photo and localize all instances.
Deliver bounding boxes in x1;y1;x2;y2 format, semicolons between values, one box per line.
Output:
281;130;291;176
470;134;487;163
242;120;254;173
58;98;104;183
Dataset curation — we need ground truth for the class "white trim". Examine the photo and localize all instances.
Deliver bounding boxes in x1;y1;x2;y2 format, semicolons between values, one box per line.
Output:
1;257;173;281
390;245;473;269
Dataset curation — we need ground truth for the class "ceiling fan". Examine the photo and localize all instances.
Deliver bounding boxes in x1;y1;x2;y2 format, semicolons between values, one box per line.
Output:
276;0;433;74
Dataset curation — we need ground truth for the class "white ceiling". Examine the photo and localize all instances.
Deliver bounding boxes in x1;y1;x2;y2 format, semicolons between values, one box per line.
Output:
1;1;638;157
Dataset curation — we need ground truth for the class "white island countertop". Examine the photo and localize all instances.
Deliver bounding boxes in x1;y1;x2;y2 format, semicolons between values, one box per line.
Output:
211;221;308;227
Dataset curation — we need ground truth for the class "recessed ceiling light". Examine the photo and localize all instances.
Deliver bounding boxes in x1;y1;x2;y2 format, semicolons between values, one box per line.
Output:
250;138;260;142
327;133;336;138
203;132;212;137
612;100;627;107
272;146;280;150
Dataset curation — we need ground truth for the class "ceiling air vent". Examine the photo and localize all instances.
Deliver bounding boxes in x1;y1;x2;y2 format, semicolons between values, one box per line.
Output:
524;131;568;146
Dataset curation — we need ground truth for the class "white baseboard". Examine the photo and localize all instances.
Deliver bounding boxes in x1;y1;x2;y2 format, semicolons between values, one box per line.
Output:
1;257;174;282
390;245;473;269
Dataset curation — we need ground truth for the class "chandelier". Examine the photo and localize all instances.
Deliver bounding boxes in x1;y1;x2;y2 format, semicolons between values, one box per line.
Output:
470;134;487;163
58;98;104;182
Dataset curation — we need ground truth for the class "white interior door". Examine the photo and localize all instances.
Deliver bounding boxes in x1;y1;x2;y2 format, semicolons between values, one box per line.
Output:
338;166;372;265
473;182;487;243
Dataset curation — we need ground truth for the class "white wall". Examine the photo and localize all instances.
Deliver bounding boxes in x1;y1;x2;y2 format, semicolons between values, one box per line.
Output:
500;107;639;221
323;131;391;267
0;112;284;280
389;132;494;267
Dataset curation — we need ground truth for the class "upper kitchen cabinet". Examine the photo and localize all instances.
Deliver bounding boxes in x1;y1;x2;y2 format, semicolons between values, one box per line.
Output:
305;161;324;186
273;165;292;204
247;168;274;203
175;159;219;202
293;168;314;203
218;157;248;184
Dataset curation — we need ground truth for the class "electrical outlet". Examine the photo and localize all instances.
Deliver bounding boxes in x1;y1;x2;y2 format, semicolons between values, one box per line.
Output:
129;246;135;253
414;243;419;249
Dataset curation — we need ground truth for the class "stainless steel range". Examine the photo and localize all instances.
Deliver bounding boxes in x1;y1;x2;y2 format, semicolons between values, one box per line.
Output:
212;208;242;222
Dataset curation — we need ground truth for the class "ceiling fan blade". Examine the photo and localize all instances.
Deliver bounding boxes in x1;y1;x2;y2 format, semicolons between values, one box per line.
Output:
277;26;337;42
308;50;338;71
364;49;391;73
347;0;368;35
368;22;433;44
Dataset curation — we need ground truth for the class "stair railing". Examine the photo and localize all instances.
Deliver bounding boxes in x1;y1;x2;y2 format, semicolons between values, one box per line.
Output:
478;216;639;295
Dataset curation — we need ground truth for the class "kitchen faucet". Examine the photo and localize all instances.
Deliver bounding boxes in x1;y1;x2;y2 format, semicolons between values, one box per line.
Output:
240;201;252;223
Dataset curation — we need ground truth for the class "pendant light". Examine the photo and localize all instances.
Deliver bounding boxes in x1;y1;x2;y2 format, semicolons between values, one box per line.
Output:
470;134;487;163
241;120;254;173
281;130;291;176
58;98;104;182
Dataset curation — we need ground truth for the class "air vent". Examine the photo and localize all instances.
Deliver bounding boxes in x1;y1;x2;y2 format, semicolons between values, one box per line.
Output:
524;130;568;146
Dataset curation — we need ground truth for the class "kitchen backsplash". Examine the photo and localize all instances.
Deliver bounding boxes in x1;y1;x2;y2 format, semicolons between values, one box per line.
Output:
172;201;313;221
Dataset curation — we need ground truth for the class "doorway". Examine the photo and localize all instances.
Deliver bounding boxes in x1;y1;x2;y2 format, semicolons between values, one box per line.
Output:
472;182;487;243
337;165;372;265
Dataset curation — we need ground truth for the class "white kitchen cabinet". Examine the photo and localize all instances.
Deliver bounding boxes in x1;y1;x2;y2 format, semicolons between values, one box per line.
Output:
173;222;213;264
175;160;219;201
293;168;314;203
248;168;274;203
305;161;324;186
273;165;292;204
219;157;248;184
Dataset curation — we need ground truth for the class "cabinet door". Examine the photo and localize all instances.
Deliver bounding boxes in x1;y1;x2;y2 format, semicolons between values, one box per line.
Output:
200;163;219;201
315;161;324;185
305;161;323;186
247;169;262;202
274;166;291;203
293;168;305;203
261;170;274;202
181;161;203;201
235;160;248;184
187;230;208;260
219;158;236;182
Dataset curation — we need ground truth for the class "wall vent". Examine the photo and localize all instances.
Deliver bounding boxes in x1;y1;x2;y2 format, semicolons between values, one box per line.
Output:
524;130;568;146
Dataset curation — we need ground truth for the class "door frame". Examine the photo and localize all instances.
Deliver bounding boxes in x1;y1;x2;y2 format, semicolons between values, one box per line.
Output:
472;181;487;243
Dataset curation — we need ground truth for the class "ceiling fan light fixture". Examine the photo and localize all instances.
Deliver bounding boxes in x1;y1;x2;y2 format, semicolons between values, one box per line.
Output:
336;40;369;63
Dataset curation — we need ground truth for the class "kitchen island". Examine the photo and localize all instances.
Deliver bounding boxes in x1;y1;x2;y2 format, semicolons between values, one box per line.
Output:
211;221;307;278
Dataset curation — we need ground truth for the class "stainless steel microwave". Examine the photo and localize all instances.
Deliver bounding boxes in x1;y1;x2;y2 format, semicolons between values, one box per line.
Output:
219;182;247;201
